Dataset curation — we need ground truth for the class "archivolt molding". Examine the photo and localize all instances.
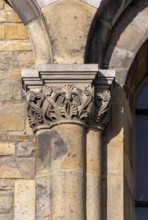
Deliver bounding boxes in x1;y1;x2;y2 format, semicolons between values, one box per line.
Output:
4;0;53;67
85;0;133;65
103;1;148;86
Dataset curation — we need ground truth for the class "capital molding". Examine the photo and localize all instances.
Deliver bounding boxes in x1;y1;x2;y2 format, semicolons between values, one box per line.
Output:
22;64;115;132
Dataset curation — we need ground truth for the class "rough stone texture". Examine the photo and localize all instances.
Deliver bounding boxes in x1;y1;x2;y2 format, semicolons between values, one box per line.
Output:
0;143;15;156
14;180;35;220
0;80;21;102
0;25;5;39
16;142;35;157
0;103;25;131
36;174;50;220
0;157;22;178
42;0;96;63
6;24;28;40
0;40;32;51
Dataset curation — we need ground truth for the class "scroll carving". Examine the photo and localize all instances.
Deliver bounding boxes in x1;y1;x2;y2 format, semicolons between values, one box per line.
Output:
95;89;111;129
27;84;92;130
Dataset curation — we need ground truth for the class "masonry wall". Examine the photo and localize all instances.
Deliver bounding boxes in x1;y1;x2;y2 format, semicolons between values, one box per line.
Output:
0;0;140;220
0;1;35;219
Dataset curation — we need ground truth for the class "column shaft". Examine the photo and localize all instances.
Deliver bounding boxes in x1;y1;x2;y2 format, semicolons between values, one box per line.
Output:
87;129;102;220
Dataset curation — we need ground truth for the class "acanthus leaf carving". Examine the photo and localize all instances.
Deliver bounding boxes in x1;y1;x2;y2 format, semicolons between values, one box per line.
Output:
27;84;92;130
95;89;111;128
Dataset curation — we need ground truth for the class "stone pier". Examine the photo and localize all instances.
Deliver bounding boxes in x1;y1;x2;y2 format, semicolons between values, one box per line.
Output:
22;64;115;220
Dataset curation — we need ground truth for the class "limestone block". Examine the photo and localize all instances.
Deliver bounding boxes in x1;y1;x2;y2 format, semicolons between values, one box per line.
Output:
110;47;134;69
16;142;35;157
0;0;4;9
17;51;35;68
42;0;96;63
8;69;21;80
107;174;124;220
0;40;32;52
0;80;21;102
6;10;21;23
80;0;101;8
0;11;6;22
0;103;25;131
0;213;13;220
16;157;35;179
6;25;28;40
0;157;22;178
0;70;7;80
107;142;123;174
36;0;58;8
0;52;19;70
0;26;5;39
0;180;14;191
0;193;13;213
0;143;15;156
14;180;35;220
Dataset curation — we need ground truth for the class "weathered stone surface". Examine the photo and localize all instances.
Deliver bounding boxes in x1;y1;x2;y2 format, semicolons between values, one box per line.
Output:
6;24;28;40
17;51;35;68
87;175;101;220
0;213;13;220
80;0;101;8
0;103;25;131
0;40;32;51
0;193;13;213
14;180;35;220
0;157;22;178
107;142;123;174
0;52;19;70
36;174;50;220
16;157;35;179
0;25;5;39
0;180;14;191
36;0;58;8
8;69;21;80
0;0;4;9
42;0;96;63
0;143;15;156
107;174;124;220
0;80;21;101
16;142;35;157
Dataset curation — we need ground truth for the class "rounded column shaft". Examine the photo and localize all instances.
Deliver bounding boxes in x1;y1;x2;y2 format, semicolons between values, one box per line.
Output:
87;129;102;220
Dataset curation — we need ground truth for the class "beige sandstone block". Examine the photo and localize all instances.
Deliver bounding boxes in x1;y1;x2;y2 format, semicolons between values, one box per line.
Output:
0;158;22;178
8;69;21;80
42;0;96;63
0;26;5;39
6;25;28;40
0;143;15;156
6;10;21;23
107;174;124;220
14;180;35;220
0;11;6;22
0;103;25;131
107;142;123;174
0;0;4;9
0;40;32;52
0;193;13;213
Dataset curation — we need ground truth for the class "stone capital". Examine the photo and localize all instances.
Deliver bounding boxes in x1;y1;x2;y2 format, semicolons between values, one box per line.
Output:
22;64;115;132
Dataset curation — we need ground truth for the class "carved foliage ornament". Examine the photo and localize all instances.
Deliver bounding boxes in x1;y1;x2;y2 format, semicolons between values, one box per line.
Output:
27;84;92;130
95;89;111;128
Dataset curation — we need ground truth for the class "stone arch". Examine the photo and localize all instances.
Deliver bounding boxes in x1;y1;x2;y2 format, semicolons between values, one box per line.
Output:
103;0;148;86
4;0;53;66
84;0;133;64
